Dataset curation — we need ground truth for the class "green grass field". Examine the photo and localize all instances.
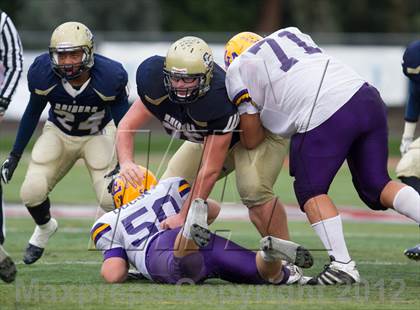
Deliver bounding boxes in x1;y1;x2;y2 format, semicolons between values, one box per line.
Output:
0;219;419;310
1;131;418;309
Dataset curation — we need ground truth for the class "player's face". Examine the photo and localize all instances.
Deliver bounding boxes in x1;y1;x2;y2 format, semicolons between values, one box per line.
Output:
57;49;84;76
170;76;199;97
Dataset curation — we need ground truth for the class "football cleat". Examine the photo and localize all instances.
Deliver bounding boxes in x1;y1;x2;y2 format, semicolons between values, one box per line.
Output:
404;244;420;260
307;256;360;285
283;262;304;285
0;246;17;283
184;198;210;247
259;236;314;268
23;218;58;264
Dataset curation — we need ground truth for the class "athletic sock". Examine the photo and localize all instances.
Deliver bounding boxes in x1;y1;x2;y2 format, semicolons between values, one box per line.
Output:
393;186;420;223
0;244;8;261
26;198;51;225
311;215;351;263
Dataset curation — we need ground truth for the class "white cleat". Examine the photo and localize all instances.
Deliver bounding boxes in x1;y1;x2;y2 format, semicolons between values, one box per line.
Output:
283;262;304;285
307;256;360;285
23;218;58;265
260;236;314;268
184;199;210;247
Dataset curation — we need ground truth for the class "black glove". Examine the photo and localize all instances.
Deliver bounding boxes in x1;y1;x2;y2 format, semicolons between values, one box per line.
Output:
0;97;10;116
104;163;120;193
1;152;21;183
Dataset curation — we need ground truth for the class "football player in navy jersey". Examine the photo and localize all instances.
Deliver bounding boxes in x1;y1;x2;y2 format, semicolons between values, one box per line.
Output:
117;37;291;244
0;22;129;265
397;40;420;260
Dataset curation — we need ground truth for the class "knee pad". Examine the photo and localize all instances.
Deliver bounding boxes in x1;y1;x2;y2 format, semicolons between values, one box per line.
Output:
237;179;274;207
93;178;114;212
84;135;115;171
20;173;49;207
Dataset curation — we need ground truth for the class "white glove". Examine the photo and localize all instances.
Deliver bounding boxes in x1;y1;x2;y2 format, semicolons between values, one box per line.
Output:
400;136;414;156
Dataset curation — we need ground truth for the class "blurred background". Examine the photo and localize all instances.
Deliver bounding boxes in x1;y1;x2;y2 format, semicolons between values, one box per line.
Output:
2;0;420;132
1;0;419;204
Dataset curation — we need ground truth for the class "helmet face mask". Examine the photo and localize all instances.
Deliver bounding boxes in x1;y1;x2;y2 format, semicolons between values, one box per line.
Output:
164;36;214;104
224;32;263;69
49;22;94;80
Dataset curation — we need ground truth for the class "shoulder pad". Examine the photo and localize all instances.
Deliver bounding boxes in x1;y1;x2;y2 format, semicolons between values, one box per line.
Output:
27;53;58;93
136;55;166;99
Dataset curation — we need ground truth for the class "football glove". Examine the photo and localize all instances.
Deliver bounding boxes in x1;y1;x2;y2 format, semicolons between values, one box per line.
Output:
104;163;120;194
400;136;413;156
1;153;21;183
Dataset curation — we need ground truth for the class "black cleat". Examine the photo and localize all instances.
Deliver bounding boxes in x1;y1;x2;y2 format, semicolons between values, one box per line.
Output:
306;257;360;285
191;224;211;247
404;244;420;260
0;256;17;283
23;244;44;265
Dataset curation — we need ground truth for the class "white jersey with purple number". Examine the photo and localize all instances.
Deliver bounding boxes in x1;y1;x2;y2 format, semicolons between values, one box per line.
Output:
90;177;190;279
226;27;365;137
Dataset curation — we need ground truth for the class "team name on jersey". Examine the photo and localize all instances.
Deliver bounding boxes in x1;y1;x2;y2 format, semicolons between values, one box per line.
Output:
54;103;99;114
162;113;204;142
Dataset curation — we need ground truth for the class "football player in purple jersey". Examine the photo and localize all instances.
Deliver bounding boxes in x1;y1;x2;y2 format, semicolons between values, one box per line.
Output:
0;22;129;265
93;173;313;285
224;28;420;284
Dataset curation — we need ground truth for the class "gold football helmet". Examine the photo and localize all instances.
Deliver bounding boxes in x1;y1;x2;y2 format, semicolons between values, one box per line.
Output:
224;32;263;69
49;21;94;80
111;166;158;208
163;36;214;104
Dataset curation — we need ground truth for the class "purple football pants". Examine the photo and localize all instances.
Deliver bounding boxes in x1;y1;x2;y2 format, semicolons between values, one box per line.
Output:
290;83;391;211
145;228;289;284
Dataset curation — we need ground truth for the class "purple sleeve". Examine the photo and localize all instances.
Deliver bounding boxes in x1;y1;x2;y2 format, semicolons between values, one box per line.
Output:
103;247;128;261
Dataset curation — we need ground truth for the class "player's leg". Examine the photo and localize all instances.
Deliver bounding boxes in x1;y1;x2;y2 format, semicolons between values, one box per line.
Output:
0;181;17;282
290;87;375;284
345;91;420;223
21;122;78;264
161;141;207;183
82;122;117;212
234;132;290;240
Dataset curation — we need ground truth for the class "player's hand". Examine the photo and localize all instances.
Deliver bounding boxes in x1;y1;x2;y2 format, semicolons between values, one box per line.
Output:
1;153;21;183
160;213;185;230
400;136;414;156
119;161;143;188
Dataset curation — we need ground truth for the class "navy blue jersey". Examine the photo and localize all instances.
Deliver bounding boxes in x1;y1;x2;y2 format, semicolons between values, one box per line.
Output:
402;41;420;123
136;56;239;145
11;53;129;155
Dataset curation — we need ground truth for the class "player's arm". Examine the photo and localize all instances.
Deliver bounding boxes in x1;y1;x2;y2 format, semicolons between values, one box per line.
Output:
239;112;265;149
161;132;231;229
116;97;153;186
400;80;420;155
0;13;23;118
101;256;129;284
109;67;130;126
225;65;265;149
1;93;47;183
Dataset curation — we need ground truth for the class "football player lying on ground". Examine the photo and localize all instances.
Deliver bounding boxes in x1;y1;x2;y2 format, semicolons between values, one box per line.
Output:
91;170;313;285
